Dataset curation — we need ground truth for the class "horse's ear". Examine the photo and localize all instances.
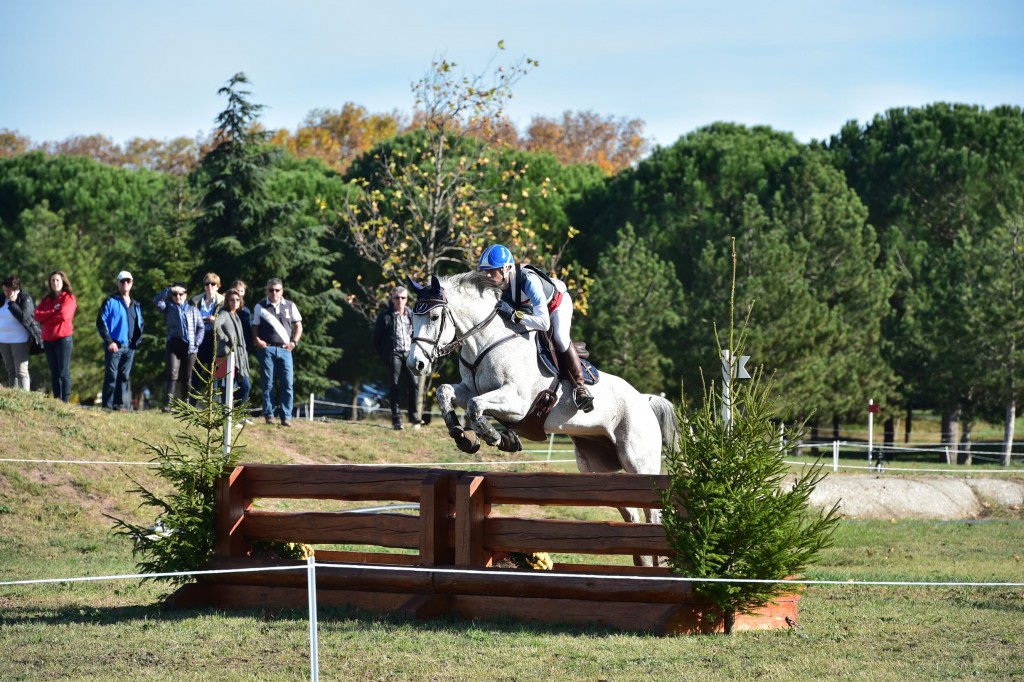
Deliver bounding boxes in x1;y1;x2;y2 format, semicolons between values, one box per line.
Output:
407;277;423;296
430;274;442;291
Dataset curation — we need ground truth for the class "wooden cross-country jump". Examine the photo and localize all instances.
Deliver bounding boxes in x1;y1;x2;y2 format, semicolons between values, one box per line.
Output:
167;464;799;635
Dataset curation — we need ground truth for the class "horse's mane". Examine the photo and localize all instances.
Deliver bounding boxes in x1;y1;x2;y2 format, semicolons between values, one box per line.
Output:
444;271;501;298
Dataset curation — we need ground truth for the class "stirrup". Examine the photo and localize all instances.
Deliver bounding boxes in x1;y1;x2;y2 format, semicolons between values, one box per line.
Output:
573;385;595;413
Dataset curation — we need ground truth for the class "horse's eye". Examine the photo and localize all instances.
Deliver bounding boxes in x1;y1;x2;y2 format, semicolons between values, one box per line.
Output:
431;313;440;322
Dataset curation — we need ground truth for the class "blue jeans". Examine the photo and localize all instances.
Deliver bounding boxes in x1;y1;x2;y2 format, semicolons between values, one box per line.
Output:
102;346;135;410
257;346;293;421
44;335;73;402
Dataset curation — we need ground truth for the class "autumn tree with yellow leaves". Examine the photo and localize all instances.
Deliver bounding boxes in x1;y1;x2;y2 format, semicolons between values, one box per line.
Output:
337;43;592;320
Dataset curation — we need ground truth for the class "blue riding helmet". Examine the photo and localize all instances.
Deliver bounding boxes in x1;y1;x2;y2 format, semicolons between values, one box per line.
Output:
478;244;514;271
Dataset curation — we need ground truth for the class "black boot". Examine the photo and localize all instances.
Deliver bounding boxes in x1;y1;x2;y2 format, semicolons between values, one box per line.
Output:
163;380;176;412
558;344;594;413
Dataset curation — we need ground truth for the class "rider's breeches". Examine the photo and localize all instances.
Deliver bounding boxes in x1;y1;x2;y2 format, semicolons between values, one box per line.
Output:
550;294;573;352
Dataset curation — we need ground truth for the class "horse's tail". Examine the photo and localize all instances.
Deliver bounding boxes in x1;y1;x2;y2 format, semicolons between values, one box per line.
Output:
646;394;680;455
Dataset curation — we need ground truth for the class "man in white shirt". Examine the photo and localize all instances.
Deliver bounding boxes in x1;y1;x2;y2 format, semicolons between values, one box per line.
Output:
252;278;302;426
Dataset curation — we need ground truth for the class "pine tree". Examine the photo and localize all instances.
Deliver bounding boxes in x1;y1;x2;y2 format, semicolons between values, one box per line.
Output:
582;223;682;392
660;241;840;634
191;73;342;395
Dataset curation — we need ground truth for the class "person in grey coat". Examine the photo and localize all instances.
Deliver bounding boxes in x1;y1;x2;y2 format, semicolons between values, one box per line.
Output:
215;288;251;407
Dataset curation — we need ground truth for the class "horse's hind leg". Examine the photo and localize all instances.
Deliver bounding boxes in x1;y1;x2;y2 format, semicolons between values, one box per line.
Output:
437;383;480;454
614;506;656;567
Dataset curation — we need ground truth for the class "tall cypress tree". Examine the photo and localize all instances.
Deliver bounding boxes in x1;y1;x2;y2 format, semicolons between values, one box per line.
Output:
191;73;342;395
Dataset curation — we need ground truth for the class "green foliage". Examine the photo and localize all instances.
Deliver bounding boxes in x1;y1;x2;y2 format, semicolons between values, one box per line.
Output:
582;223;681;392
830;104;1024;440
569;123;896;420
110;363;246;585
660;247;840;633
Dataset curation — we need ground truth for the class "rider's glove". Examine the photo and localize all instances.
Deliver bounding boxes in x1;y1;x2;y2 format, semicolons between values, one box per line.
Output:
496;301;516;318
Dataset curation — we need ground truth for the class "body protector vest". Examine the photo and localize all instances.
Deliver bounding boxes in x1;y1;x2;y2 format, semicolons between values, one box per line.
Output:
501;264;558;314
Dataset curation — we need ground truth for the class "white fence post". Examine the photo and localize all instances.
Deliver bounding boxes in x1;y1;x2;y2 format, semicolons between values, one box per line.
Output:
309;392;314;421
307;555;319;682
547;432;555;462
222;351;235;456
867;399;874;466
833;440;839;473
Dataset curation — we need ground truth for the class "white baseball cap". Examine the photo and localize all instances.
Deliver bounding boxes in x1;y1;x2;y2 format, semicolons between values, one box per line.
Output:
116;271;133;282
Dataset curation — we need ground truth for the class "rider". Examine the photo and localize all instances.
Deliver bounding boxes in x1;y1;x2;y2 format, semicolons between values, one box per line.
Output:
478;244;595;413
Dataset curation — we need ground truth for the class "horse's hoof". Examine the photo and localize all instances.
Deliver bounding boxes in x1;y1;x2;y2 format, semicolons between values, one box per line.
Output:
453;428;481;454
497;429;522;453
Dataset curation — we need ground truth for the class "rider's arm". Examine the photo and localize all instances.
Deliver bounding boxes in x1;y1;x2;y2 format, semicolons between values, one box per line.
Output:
516;271;551;333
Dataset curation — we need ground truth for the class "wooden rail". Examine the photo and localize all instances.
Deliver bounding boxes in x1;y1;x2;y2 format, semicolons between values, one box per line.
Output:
168;464;798;635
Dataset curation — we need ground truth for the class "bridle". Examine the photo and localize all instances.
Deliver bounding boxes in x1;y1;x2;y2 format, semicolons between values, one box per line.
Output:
411;286;521;390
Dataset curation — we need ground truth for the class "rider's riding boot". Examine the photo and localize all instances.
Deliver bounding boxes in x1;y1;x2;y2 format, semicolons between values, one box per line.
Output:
558;343;595;413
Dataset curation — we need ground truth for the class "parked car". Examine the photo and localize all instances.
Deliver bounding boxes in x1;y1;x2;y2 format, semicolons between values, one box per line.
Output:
316;382;387;420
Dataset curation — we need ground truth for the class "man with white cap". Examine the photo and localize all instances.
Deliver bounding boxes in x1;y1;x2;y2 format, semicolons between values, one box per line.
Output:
96;270;144;411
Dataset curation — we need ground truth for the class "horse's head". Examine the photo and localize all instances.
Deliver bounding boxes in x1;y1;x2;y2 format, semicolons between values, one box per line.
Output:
407;272;501;375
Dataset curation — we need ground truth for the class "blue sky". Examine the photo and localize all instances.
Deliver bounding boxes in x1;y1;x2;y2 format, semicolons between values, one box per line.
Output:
1;0;1021;148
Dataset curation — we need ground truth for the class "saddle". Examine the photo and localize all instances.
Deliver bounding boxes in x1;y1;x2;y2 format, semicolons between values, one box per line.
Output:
496;332;600;442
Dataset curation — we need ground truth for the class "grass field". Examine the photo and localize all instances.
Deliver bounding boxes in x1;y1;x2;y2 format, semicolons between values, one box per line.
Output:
1;387;1023;680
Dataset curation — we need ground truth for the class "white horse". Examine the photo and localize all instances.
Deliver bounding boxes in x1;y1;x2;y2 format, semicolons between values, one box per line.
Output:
407;272;678;547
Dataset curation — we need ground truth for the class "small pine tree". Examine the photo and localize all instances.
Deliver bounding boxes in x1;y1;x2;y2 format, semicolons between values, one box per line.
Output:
111;357;247;585
660;240;840;634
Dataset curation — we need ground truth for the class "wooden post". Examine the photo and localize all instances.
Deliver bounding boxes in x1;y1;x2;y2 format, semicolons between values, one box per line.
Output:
419;472;454;566
455;475;488;567
214;465;251;558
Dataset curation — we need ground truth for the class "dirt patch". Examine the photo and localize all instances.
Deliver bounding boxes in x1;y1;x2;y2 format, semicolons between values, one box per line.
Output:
809;475;1024;520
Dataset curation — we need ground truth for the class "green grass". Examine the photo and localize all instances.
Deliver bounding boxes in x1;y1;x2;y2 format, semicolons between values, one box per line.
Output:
1;387;1023;680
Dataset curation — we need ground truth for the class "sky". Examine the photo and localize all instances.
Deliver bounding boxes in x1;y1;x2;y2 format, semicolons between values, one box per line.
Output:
1;0;1022;149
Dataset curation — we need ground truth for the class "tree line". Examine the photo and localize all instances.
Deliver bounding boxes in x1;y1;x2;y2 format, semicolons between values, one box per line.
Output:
1;62;1021;463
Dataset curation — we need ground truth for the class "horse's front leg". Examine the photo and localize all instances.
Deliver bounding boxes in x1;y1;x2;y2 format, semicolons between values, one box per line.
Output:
466;385;526;452
436;383;482;454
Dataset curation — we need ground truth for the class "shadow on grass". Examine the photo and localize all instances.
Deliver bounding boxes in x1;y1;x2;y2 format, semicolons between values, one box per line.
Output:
0;599;636;639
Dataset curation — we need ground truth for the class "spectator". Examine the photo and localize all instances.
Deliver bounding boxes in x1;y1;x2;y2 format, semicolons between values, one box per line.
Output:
34;270;77;402
96;270;144;411
252;278;302;427
1;274;43;391
373;285;423;430
229;279;253;348
154;282;205;409
190;272;224;398
215;288;251;409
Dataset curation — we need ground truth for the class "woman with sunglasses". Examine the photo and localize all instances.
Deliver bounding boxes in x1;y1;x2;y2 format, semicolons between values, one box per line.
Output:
215;288;251;411
191;272;224;398
154;282;205;409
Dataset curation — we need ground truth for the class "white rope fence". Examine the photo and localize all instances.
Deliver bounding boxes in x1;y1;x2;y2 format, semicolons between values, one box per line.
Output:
4;556;1023;682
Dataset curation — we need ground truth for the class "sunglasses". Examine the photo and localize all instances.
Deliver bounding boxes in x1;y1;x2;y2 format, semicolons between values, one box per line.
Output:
268;287;283;292
173;291;187;296
119;278;132;283
204;282;217;287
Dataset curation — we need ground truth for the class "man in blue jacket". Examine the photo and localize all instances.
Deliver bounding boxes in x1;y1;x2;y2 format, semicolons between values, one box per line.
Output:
96;271;144;411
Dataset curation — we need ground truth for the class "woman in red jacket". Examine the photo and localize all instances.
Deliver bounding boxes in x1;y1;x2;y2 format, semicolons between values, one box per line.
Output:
34;270;77;402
